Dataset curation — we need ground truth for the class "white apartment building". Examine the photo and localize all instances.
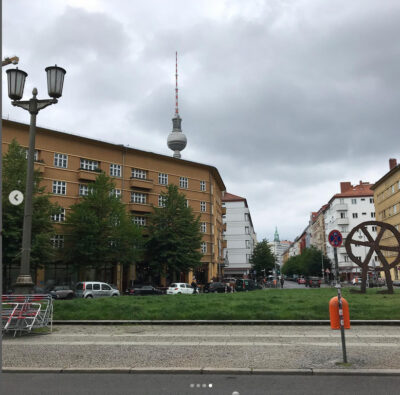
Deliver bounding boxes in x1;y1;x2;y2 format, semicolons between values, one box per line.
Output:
222;192;257;277
324;181;378;281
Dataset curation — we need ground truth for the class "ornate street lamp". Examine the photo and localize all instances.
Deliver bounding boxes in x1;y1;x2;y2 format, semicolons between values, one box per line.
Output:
6;65;66;294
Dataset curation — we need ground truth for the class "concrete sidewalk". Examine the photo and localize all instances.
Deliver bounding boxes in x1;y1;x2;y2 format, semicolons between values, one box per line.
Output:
3;325;400;374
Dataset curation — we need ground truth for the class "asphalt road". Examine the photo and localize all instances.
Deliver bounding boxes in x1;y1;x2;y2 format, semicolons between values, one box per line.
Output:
3;324;400;370
2;373;400;395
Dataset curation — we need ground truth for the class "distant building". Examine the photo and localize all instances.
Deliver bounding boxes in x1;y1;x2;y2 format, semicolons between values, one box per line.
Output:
324;181;378;281
222;193;257;278
310;205;328;254
371;159;400;281
268;227;291;269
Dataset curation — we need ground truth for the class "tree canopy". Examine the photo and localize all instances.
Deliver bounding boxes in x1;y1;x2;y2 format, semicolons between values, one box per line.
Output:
146;184;203;280
2;139;58;286
281;247;331;277
64;173;143;273
250;239;276;277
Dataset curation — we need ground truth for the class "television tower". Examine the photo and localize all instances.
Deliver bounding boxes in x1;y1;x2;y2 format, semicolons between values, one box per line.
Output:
167;52;187;158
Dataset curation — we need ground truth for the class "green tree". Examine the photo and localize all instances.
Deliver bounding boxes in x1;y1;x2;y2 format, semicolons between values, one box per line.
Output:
281;255;301;277
2;139;58;289
64;173;143;276
250;239;276;278
146;184;203;281
299;247;331;277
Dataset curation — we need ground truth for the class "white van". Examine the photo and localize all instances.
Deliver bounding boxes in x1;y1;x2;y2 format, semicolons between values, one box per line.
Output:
75;282;120;298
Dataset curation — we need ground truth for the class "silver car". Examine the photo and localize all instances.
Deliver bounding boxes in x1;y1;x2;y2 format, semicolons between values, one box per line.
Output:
75;281;120;298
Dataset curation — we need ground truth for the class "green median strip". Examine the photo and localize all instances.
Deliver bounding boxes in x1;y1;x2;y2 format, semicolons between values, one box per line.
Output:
53;288;400;321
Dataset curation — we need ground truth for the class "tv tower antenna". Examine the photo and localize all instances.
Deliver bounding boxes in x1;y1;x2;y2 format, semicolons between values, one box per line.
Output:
167;51;187;159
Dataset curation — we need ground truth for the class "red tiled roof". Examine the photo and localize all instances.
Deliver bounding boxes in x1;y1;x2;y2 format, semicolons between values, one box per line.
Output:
222;192;246;202
334;182;374;198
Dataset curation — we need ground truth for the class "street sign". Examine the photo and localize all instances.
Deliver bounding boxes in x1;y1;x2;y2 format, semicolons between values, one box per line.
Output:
328;229;343;248
325;268;330;273
9;190;23;206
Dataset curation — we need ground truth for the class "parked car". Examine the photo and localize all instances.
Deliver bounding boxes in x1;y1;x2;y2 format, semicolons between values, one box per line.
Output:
352;277;362;285
166;283;194;295
49;285;75;299
126;285;163;296
305;277;321;288
203;282;231;293
75;281;120;298
235;279;261;292
393;280;400;287
297;277;306;284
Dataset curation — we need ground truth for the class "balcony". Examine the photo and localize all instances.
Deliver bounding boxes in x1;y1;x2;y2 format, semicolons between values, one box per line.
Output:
336;217;349;225
128;203;153;213
129;178;154;190
78;169;99;181
333;203;348;211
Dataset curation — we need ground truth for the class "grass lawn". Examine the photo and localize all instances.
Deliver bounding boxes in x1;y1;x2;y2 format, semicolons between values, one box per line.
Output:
53;288;400;321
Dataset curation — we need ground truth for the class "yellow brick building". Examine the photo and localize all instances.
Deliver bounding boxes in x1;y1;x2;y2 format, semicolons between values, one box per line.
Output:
371;158;400;281
2;119;226;290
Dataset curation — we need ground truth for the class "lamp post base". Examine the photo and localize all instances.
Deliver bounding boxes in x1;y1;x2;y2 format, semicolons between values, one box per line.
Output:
13;275;34;294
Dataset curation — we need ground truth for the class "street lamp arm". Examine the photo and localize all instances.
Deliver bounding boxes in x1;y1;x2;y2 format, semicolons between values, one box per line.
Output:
12;98;57;114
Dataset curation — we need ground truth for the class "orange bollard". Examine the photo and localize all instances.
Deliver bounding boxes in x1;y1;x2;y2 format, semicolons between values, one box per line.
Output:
329;296;350;329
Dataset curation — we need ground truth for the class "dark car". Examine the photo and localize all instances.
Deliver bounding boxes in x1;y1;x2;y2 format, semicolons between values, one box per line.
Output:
305;277;321;288
235;279;261;292
203;282;231;293
49;285;75;299
126;285;163;296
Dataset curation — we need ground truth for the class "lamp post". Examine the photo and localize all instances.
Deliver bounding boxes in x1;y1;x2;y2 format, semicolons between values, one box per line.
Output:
6;65;66;294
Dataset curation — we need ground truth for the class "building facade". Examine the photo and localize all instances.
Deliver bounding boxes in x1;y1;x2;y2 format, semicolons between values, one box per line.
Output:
2;119;226;290
324;181;378;281
268;228;291;270
371;159;400;281
310;205;328;254
222;193;257;278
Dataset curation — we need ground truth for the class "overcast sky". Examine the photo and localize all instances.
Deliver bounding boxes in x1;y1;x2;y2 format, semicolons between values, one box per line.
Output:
3;0;400;242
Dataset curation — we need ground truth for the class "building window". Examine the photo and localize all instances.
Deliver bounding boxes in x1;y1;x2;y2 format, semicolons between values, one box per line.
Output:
25;149;39;161
351;199;357;204
246;240;251;248
392;185;395;194
54;153;67;168
186;199;189;208
79;184;90;196
394;205;398;215
371;212;375;218
51;208;65;222
211;224;214;234
340;225;348;232
51;235;64;249
179;177;188;189
370;198;374;203
344;255;349;262
201;242;207;253
352;213;358;219
340;212;346;219
131;168;147;179
245;226;250;234
111;189;121;198
200;181;206;191
372;226;377;232
362;212;367;216
158;195;167;207
80;158;99;171
133;216;146;226
110;164;121;177
52;181;66;195
159;173;168;185
339;198;345;204
244;213;250;221
246;254;251;263
201;222;207;233
361;198;365;201
200;202;206;212
131;192;146;204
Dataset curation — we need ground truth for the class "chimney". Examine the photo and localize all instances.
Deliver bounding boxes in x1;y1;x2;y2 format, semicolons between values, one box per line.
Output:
389;158;397;170
340;182;352;193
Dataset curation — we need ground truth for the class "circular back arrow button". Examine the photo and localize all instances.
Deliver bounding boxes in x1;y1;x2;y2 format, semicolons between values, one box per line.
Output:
9;190;24;206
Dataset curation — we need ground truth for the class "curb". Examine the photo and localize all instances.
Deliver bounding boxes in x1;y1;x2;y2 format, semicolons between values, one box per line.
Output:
3;367;400;376
52;320;400;325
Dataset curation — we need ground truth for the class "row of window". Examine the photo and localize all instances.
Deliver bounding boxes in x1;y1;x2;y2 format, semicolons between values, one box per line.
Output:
51;153;209;191
338;212;375;219
379;204;399;220
377;180;400;203
50;234;208;253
